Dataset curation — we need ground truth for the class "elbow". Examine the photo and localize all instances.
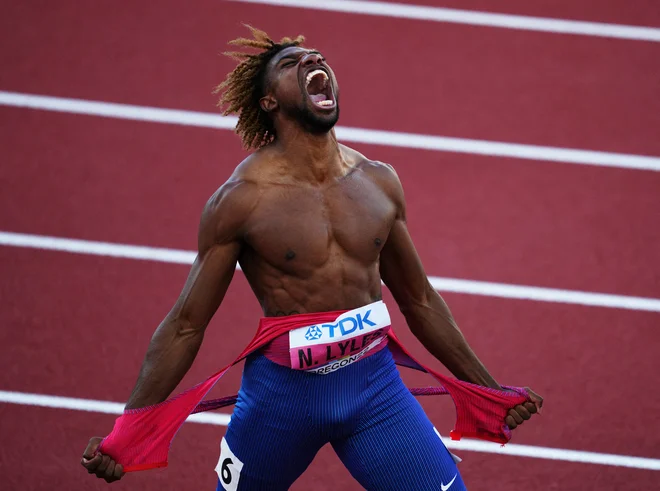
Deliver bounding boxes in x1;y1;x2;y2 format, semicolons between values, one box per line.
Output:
166;312;207;340
397;281;435;318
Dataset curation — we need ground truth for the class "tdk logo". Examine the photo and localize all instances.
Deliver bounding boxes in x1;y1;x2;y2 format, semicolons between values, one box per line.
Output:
305;325;323;341
321;310;376;338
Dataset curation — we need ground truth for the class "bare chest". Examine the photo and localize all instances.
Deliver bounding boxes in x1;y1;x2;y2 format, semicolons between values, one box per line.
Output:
244;176;396;271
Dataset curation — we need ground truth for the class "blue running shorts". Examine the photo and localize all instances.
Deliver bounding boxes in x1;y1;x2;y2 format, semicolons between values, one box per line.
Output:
215;346;467;490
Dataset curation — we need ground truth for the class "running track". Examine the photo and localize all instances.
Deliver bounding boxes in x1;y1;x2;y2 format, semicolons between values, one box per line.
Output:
1;1;659;490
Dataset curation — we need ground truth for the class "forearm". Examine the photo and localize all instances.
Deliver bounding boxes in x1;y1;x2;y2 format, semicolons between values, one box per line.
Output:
124;316;204;409
400;287;502;389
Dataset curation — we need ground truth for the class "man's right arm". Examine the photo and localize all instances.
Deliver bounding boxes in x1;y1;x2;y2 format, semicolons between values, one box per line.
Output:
82;178;257;483
125;178;256;408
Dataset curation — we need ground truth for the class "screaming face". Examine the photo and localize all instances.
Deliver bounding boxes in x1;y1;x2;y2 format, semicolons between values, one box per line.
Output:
305;69;334;108
262;47;340;134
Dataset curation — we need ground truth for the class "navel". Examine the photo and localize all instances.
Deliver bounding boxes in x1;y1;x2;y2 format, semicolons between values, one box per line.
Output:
285;249;296;260
374;238;382;247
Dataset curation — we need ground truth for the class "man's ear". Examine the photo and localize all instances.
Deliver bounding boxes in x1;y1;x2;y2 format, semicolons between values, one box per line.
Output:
260;95;278;113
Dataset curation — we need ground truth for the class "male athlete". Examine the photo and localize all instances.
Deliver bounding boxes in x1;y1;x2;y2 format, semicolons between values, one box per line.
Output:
81;26;542;490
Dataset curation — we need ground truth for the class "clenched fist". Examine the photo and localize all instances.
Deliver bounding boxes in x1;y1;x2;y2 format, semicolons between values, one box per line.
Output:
81;437;125;483
506;387;543;430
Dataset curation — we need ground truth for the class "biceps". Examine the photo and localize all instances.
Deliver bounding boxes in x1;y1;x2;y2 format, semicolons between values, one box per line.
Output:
171;241;241;330
379;221;430;304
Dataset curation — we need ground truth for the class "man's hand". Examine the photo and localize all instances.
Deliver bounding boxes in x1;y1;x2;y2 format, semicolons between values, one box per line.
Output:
81;437;125;483
506;387;543;430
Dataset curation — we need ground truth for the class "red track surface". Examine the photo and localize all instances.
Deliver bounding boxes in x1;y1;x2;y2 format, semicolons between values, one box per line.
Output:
1;1;659;490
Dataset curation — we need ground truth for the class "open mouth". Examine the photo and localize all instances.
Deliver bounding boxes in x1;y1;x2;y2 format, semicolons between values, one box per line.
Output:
304;69;335;109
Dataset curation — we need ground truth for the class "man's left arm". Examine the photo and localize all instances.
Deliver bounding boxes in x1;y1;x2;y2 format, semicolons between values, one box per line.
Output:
380;216;500;389
377;164;541;427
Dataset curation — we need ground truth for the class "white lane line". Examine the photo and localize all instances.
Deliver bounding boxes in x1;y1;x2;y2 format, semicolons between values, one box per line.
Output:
2;91;659;172
1;390;658;470
2;231;659;313
0;90;237;130
426;277;660;312
0;231;197;265
231;0;660;42
0;390;231;425
446;438;660;470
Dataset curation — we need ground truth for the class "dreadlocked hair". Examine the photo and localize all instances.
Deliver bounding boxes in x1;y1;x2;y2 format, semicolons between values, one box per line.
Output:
214;25;305;149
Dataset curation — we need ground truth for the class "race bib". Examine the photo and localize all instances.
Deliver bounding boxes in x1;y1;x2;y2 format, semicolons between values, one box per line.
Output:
215;437;244;491
288;301;391;375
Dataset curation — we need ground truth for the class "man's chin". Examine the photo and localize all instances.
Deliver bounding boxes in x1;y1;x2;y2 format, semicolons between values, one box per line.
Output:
301;106;340;134
282;102;340;135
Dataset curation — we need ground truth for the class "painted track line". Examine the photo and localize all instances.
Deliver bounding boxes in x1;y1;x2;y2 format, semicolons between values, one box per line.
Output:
0;390;231;425
2;91;660;172
1;390;658;470
231;0;660;42
2;231;659;313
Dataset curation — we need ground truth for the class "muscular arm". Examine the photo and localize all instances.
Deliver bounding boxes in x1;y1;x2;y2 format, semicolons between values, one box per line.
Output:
124;179;256;409
377;166;501;389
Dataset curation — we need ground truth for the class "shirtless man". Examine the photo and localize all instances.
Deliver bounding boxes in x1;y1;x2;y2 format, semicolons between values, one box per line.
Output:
81;26;542;490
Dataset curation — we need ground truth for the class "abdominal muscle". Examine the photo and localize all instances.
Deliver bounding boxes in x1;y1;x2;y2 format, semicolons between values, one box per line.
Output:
242;255;384;317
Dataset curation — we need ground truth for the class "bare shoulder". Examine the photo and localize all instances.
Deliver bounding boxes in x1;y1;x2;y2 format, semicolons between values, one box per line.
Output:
341;144;405;207
199;155;264;250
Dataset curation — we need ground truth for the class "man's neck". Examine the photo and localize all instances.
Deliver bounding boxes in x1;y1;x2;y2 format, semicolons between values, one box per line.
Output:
274;124;346;184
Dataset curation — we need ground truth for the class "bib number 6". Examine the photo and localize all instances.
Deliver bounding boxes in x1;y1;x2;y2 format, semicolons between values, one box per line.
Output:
221;458;233;484
216;438;244;491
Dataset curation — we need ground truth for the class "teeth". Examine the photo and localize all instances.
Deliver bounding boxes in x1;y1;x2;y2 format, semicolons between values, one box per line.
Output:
306;69;328;87
317;100;334;106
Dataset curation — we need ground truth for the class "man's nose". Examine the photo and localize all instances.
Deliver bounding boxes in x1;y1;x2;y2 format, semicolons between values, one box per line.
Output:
302;53;323;67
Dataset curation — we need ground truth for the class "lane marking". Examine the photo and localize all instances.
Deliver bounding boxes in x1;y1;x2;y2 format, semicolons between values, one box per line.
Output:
1;390;659;470
2;230;659;313
231;0;660;42
0;390;231;425
2;91;659;172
